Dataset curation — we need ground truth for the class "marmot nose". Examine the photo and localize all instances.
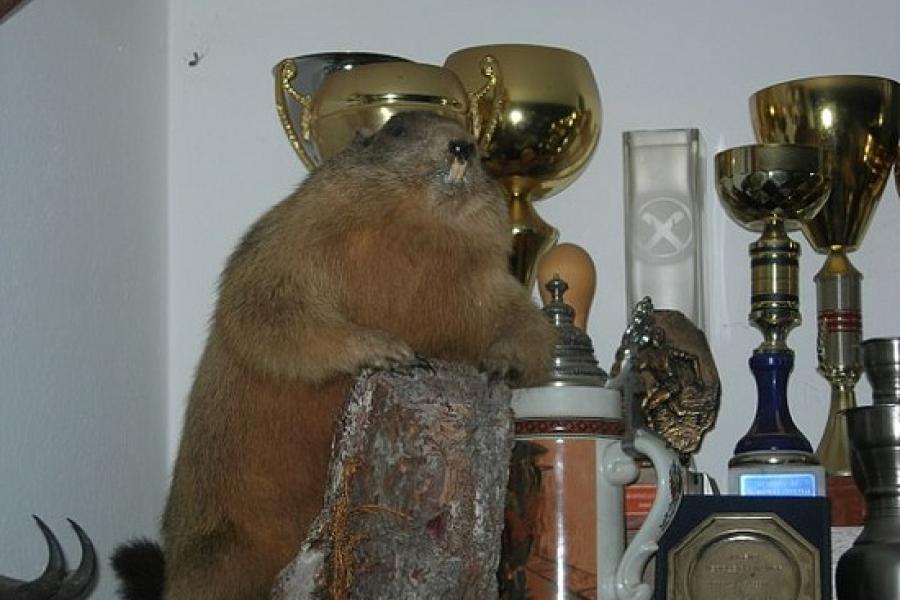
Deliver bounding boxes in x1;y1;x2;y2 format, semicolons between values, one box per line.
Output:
448;140;474;161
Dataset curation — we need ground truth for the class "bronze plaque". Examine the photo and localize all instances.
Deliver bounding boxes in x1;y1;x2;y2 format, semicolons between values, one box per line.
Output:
667;513;820;600
611;301;721;458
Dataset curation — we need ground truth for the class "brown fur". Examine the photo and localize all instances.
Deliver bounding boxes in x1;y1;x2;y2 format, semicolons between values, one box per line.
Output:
161;112;557;599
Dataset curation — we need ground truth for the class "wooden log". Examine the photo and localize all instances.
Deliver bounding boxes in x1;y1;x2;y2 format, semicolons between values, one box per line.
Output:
272;361;513;600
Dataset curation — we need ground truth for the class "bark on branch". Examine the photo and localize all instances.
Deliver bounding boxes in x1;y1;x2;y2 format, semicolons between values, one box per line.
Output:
273;361;513;600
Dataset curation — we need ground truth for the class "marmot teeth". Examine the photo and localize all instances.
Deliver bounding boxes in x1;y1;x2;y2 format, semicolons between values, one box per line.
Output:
447;159;468;184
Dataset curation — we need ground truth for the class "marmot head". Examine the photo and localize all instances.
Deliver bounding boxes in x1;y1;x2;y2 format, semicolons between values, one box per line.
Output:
356;111;496;194
309;111;508;232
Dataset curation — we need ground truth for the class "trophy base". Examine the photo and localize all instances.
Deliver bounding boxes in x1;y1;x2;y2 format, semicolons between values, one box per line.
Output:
655;495;831;600
728;451;826;496
827;474;865;526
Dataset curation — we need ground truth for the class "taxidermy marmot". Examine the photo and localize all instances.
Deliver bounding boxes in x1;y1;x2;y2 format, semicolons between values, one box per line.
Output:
112;111;557;599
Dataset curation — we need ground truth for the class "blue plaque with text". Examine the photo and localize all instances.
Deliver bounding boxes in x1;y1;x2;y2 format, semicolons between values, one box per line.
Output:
740;472;818;496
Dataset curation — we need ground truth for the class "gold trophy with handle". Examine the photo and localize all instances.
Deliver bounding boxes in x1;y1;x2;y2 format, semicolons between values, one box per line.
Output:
274;53;410;169
444;44;602;289
273;53;498;171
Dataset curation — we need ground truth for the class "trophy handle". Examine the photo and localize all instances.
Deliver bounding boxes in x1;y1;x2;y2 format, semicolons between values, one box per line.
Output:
466;54;503;150
274;59;316;170
600;430;682;600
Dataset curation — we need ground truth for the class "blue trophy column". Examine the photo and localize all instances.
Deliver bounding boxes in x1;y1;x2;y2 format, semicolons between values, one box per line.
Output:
734;351;813;456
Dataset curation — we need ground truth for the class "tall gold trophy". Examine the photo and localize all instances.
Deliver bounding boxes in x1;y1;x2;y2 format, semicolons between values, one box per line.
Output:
444;45;602;288
751;76;900;479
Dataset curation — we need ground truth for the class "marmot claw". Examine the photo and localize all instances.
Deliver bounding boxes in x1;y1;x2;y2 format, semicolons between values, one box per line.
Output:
389;353;436;378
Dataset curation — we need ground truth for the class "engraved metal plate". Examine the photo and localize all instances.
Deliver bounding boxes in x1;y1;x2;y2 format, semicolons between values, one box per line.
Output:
667;513;820;600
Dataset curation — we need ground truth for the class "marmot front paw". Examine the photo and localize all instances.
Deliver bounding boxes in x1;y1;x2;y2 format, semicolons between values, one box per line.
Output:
481;316;557;387
354;330;418;373
481;340;552;388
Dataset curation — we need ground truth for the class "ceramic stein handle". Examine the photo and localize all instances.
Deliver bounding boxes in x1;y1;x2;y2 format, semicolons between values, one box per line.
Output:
274;59;316;170
600;430;682;600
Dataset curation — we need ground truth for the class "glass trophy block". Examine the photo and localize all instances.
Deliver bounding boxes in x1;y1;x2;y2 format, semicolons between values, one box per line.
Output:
623;129;704;328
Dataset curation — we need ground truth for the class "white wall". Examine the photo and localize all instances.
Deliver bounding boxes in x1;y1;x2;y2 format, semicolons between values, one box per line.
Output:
168;0;900;489
0;1;167;597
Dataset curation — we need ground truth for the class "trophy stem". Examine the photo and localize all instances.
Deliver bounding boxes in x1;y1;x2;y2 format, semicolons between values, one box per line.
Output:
749;219;800;352
508;193;559;290
734;218;814;458
814;248;863;475
816;384;856;476
733;351;814;457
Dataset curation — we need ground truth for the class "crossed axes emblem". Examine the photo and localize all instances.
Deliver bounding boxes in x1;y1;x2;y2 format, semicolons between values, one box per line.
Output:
641;209;690;254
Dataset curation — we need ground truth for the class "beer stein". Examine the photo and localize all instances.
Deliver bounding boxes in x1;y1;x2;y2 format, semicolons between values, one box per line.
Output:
502;284;680;600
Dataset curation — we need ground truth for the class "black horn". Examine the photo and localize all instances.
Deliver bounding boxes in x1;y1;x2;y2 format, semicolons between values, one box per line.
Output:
52;519;96;599
0;516;96;600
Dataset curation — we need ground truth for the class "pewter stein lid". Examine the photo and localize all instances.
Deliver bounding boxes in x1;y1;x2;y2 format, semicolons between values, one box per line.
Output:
543;275;608;387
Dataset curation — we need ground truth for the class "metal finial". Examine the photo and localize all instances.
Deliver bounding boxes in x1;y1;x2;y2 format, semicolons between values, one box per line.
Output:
542;275;607;386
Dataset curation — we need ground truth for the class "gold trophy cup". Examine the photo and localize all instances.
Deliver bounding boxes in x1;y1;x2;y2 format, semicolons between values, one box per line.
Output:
751;75;900;477
274;55;486;170
274;53;410;169
444;44;602;288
